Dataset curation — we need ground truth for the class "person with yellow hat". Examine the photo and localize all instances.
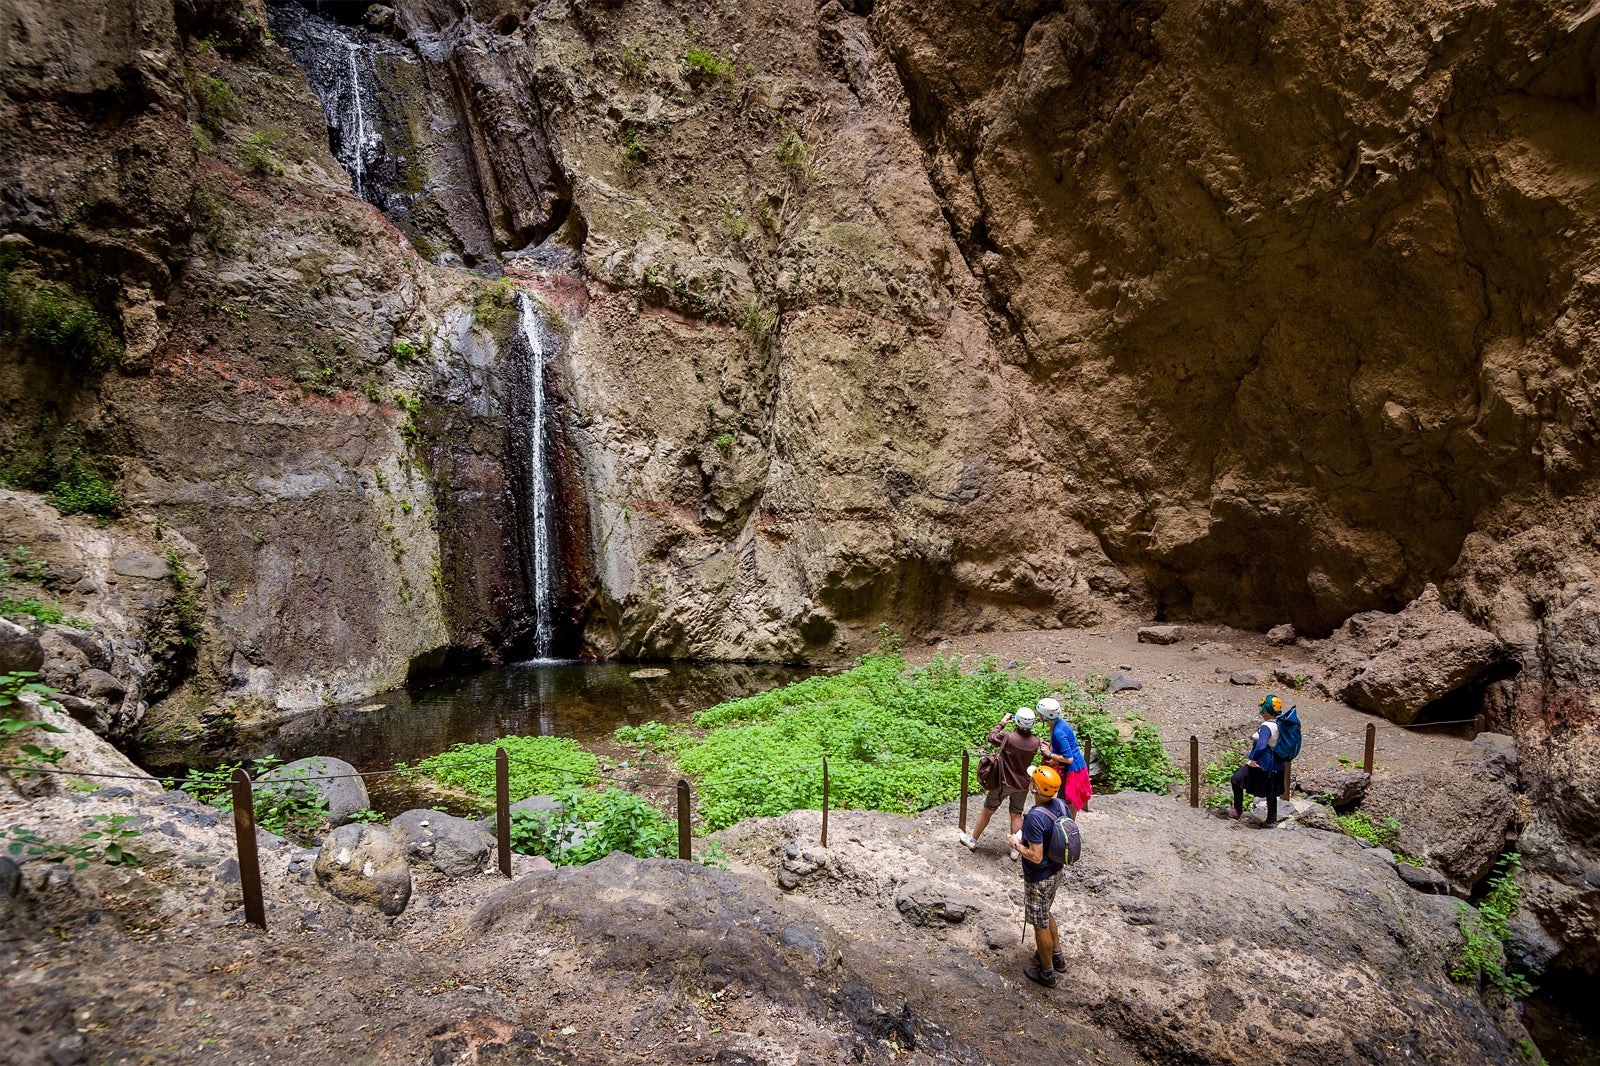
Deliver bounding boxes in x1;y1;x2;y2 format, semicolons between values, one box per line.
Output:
1010;764;1070;987
1228;694;1286;826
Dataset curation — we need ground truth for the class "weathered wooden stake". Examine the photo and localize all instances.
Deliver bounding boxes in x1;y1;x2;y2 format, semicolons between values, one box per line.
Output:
677;779;692;860
1189;735;1200;808
1281;760;1292;801
820;756;830;848
230;768;266;930
1363;722;1376;776
959;750;970;832
495;747;511;877
1083;733;1093;777
1473;713;1486;738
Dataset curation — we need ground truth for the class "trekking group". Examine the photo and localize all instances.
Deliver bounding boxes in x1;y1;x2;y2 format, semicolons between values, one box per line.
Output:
961;693;1301;988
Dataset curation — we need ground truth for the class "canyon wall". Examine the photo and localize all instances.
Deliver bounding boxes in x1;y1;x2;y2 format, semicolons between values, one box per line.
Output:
4;0;1600;960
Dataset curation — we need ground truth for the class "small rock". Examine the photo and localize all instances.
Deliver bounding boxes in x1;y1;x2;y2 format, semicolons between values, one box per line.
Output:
76;668;126;702
1108;671;1142;693
1294;802;1341;833
0;617;44;674
1137;626;1184;645
1266;624;1297;646
0;856;22;900
777;868;801;891
1272;664;1321;690
313;824;412;915
1229;670;1267;686
112;553;171;580
364;3;395;30
937;640;953;650
630;668;670;680
1196;642;1236;655
389;809;492;877
1294;769;1370;808
1395;862;1450;894
1054;656;1072;664
1472;732;1518;780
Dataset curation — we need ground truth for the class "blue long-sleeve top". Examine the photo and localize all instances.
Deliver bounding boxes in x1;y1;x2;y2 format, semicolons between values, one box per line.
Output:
1047;719;1086;774
1248;722;1281;774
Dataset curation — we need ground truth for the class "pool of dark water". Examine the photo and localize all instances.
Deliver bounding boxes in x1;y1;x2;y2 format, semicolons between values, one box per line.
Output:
136;660;814;813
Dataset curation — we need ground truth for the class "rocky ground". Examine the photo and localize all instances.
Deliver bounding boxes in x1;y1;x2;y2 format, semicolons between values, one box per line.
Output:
0;625;1539;1066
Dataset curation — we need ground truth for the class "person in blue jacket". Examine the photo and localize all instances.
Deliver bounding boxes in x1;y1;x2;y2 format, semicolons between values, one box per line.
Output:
1037;697;1092;814
1229;694;1285;825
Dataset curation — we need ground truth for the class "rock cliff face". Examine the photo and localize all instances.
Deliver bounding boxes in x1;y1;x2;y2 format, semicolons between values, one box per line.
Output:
4;0;1600;962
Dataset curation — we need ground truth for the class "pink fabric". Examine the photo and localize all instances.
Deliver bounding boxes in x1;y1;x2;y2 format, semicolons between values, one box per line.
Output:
1060;767;1092;814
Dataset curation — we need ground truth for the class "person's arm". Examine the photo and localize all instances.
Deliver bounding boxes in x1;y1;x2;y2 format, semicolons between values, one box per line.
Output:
1246;724;1269;768
988;714;1012;747
1011;833;1045;864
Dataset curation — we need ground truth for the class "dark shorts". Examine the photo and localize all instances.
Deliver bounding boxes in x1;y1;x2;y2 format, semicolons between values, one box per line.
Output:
1024;870;1063;928
984;785;1028;814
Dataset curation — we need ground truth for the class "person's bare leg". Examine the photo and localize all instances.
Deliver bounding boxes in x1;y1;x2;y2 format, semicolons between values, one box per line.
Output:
1034;923;1056;969
971;806;996;841
1009;811;1024;837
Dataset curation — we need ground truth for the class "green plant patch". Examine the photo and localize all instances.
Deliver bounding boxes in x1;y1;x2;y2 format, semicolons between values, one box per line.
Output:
509;785;674;865
674;652;1049;831
410;734;599;802
1451;854;1533;997
684;46;733;80
1201;741;1250;809
181;756;333;845
0;264;123;369
1337;810;1402;850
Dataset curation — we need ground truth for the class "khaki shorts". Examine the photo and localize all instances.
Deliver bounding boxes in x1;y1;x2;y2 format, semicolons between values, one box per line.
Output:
984;785;1028;814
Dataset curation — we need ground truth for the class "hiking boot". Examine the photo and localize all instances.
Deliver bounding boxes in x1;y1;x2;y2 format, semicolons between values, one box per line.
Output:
1024;964;1058;988
958;832;978;850
1052;952;1067;973
1226;806;1241;820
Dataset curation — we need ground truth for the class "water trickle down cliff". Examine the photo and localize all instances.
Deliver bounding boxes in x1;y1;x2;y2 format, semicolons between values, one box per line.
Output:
515;291;558;660
267;0;586;661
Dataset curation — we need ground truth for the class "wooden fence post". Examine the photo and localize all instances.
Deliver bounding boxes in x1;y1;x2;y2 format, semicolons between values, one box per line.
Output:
959;750;969;832
495;747;511;878
820;756;829;848
1189;735;1200;808
1363;722;1376;776
677;779;692;861
230;768;266;930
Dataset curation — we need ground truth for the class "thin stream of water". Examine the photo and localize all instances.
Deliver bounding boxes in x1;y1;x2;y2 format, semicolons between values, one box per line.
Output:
517;292;556;658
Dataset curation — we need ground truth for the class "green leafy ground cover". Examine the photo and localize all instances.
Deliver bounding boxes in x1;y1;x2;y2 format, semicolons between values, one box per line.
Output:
671;652;1179;831
410;735;599;803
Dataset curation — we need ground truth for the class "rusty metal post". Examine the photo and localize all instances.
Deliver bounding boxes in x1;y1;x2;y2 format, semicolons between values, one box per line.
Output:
1474;713;1486;738
230;768;266;930
495;747;511;878
677;779;692;860
820;756;829;848
1363;722;1376;776
1189;735;1200;808
1281;760;1292;801
1083;733;1093;777
959;750;970;832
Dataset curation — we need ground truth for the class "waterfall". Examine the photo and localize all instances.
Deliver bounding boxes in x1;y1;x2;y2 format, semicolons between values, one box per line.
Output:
342;40;370;199
517;292;557;659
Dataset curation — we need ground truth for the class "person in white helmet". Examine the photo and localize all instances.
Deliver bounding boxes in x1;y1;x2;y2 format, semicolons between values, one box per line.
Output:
1036;696;1092;814
960;706;1041;860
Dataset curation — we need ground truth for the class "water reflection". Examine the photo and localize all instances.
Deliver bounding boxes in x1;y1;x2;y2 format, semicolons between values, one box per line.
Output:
138;659;814;792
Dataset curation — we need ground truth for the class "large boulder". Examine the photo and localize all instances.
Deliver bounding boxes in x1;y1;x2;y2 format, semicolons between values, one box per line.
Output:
389;809;492;877
259;757;370;826
313;824;412;915
0;618;44;674
1319;585;1508;724
1294;768;1370;808
1360;754;1516;895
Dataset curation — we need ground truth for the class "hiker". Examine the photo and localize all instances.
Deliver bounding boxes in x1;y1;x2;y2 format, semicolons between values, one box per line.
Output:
1010;764;1069;987
960;706;1041;859
1229;694;1286;825
1037;696;1092;815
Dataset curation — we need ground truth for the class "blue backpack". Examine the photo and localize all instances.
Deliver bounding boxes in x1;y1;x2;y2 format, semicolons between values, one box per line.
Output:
1274;707;1303;762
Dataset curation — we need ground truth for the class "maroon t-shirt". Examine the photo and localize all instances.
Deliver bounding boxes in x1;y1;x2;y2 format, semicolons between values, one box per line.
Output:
987;722;1041;790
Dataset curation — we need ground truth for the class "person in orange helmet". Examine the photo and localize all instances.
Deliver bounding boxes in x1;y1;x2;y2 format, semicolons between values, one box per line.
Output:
1010;764;1070;987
